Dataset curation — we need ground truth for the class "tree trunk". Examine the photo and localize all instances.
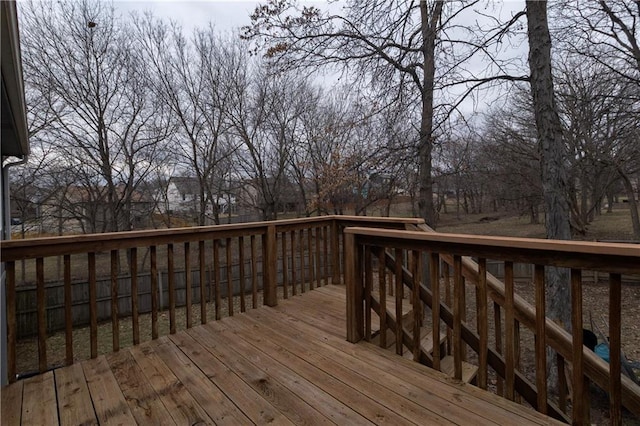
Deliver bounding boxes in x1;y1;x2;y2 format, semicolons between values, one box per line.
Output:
417;1;443;229
619;169;640;239
526;0;573;390
526;0;572;319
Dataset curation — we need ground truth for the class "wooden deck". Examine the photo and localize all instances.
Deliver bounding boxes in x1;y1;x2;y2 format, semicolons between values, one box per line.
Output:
1;285;560;425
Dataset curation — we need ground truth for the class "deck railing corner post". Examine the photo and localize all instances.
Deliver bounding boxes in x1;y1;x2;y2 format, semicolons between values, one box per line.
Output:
331;219;341;285
345;231;363;343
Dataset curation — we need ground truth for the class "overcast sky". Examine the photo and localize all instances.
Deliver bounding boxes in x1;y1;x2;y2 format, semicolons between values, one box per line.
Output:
112;1;285;32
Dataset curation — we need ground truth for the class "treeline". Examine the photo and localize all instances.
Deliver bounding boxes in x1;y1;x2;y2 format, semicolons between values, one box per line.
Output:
10;0;640;239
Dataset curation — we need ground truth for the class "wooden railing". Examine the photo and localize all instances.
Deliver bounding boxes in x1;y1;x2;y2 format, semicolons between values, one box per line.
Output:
344;225;640;425
1;215;422;383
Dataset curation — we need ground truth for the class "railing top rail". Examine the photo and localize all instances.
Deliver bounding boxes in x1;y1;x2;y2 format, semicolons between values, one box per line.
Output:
0;215;425;262
345;227;640;274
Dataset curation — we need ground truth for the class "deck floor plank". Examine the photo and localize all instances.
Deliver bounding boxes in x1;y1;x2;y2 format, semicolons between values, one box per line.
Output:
151;336;253;425
1;379;23;426
255;297;533;425
54;363;98;426
4;284;562;426
128;343;214;425
105;349;176;425
187;325;334;426
225;312;459;425
168;331;296;425
21;371;57;425
82;357;136;425
235;309;495;425
216;316;428;425
203;321;372;425
277;287;558;425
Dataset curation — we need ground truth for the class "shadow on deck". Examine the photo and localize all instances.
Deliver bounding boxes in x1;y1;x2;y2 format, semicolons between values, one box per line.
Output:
2;285;559;425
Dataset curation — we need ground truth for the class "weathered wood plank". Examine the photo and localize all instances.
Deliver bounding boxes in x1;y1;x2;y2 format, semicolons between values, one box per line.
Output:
204;320;372;426
261;288;559;425
169;331;295;425
82;356;136;425
152;336;252;425
106;349;175;425
22;371;57;425
187;325;333;425
129;343;214;425
1;380;23;425
231;311;455;425
55;363;98;426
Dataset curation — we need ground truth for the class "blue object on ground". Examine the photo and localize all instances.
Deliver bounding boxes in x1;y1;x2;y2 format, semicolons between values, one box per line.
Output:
595;343;610;363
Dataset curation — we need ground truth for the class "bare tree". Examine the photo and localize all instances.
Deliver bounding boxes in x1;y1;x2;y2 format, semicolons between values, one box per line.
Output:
21;0;172;233
136;17;239;225
242;0;527;227
555;0;640;84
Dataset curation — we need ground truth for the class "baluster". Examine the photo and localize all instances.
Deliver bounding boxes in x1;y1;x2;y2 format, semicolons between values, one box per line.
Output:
239;236;246;312
198;241;206;324
299;229;306;293
453;255;463;381
213;240;221;320
290;231;297;296
475;258;488;388
364;246;372;341
282;232;288;299
6;261;16;382
251;235;258;308
460;276;467;362
150;246;158;339
308;227;314;290
430;253;441;371
167;243;176;334
226;238;233;316
494;300;503;396
571;268;586;423
444;262;452;355
378;248;387;348
534;264;547;414
64;255;73;365
412;250;422;362
394;248;403;356
185;242;192;328
88;253;98;356
315;226;321;287
504;261;515;400
130;248;139;344
36;257;47;371
110;250;119;351
609;273;622;425
331;220;340;284
323;225;329;282
263;225;278;307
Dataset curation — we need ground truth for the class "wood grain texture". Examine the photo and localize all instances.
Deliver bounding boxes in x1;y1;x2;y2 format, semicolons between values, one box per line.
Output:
55;363;97;426
22;372;57;425
3;285;562;426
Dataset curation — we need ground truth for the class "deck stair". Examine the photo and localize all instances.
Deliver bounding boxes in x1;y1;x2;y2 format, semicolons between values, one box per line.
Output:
370;293;478;384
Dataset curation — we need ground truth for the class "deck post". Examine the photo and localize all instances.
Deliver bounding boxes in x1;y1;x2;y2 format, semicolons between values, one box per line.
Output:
331;219;341;284
263;224;278;307
345;231;363;342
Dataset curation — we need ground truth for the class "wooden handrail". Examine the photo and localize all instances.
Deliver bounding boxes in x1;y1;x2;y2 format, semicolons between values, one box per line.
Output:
345;225;640;424
1;215;422;384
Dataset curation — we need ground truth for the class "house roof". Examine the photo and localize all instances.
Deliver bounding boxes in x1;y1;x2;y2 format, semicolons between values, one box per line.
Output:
1;1;29;158
170;177;201;195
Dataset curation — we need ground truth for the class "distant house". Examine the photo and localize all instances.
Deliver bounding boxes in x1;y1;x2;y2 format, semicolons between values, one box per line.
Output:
158;176;236;218
28;185;155;233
